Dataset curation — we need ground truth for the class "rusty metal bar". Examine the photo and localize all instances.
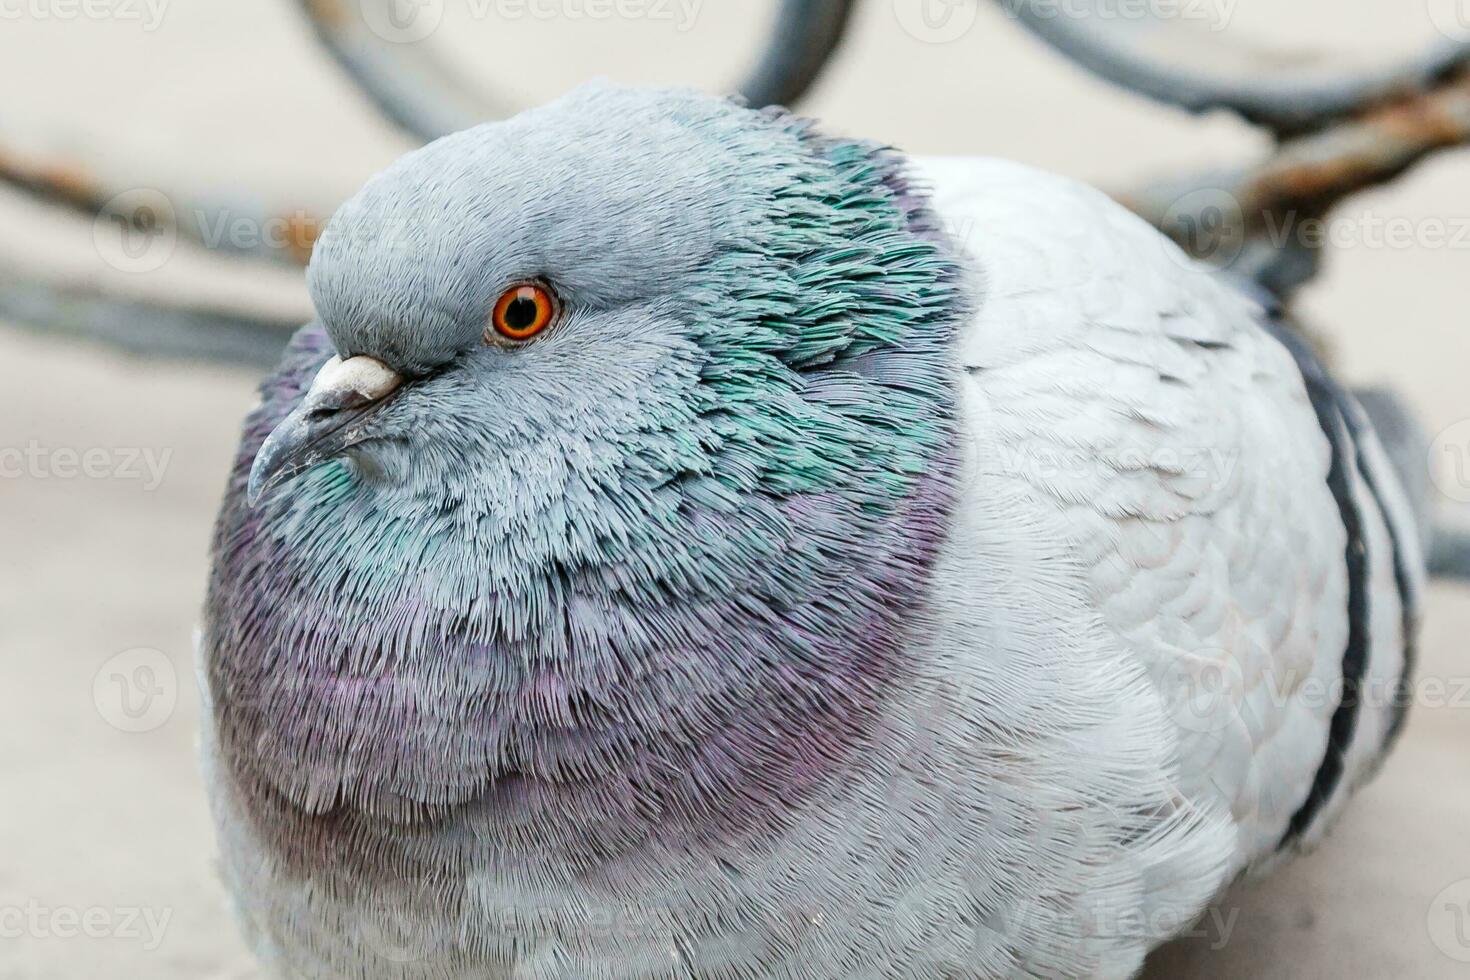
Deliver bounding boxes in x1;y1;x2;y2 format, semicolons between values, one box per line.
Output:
1116;70;1470;293
1237;72;1470;210
0;136;326;268
1001;0;1470;135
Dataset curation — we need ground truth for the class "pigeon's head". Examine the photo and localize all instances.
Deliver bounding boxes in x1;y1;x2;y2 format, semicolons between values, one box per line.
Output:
219;84;972;821
249;84;967;517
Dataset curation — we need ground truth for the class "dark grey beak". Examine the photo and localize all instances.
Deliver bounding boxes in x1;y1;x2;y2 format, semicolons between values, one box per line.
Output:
247;355;404;506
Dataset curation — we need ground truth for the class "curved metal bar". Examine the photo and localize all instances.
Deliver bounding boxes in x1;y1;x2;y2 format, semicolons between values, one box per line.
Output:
294;0;501;142
0;133;326;268
1116;70;1470;292
1430;526;1470;581
738;0;859;109
296;0;855;143
0;272;297;366
1002;0;1470;133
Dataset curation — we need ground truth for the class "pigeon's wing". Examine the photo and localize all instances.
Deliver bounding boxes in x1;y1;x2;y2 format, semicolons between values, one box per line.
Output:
915;156;1424;873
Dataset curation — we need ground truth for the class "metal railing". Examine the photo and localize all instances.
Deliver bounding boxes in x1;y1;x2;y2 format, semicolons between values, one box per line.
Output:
2;0;1466;359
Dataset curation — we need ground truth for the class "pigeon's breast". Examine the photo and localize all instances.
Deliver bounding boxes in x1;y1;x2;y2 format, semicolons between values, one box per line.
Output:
207;445;962;895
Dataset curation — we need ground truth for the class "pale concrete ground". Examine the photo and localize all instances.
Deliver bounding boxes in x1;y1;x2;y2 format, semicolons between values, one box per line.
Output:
2;1;1469;978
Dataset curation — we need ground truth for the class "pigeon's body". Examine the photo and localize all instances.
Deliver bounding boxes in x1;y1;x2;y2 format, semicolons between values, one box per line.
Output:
204;86;1424;979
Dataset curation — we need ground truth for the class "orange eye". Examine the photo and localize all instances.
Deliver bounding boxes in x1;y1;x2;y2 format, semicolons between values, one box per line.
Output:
488;282;557;342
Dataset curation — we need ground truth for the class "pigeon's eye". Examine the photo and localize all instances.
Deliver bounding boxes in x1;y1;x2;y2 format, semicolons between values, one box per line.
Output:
488;282;558;343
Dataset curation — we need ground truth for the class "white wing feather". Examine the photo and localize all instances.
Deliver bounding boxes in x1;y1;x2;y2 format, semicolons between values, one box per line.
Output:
916;156;1355;878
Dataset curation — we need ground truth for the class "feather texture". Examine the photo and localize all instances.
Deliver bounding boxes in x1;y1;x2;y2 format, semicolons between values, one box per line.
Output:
202;89;1423;980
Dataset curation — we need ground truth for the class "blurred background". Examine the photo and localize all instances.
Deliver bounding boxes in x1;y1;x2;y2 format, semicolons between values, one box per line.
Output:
2;1;1469;977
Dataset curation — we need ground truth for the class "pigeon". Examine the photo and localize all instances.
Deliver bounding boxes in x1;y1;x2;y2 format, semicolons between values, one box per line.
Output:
202;83;1426;979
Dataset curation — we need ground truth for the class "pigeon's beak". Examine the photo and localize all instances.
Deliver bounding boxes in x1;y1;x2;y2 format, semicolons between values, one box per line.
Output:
247;354;403;506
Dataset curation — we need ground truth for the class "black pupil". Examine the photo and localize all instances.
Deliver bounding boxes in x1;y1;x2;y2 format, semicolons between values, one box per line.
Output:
504;295;539;332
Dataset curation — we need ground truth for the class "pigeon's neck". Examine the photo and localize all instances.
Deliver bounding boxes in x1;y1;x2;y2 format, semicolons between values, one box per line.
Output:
210;427;962;873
